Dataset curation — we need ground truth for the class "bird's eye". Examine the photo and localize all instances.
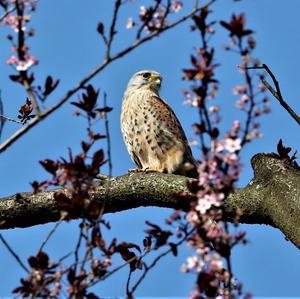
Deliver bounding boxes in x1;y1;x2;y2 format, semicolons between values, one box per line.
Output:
142;72;151;79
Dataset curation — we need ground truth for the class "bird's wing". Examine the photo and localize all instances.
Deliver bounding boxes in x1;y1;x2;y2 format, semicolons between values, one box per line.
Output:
150;95;194;159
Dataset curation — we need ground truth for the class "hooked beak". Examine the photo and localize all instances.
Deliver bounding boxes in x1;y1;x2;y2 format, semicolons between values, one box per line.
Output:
150;74;162;86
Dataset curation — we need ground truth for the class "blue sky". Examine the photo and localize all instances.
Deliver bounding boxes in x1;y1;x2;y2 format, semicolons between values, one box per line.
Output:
0;0;299;297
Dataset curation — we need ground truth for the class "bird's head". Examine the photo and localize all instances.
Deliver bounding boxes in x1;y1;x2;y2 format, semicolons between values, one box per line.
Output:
127;70;162;93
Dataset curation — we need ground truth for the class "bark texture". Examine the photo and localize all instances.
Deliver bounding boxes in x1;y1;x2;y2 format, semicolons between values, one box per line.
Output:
0;153;299;249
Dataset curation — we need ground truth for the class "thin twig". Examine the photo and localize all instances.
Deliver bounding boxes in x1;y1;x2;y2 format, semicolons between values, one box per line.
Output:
0;114;23;124
0;0;215;154
0;1;7;9
126;269;133;297
58;251;73;263
0;6;16;22
74;219;85;273
127;228;195;297
246;64;300;126
79;222;91;273
106;0;122;60
0;233;29;273
223;221;232;293
93;93;113;221
0;91;6;139
88;246;151;288
38;218;63;253
161;0;172;32
237;40;255;146
103;93;112;177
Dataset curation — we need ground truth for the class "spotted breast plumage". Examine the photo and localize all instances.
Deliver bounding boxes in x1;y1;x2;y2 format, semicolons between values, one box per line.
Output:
120;70;198;178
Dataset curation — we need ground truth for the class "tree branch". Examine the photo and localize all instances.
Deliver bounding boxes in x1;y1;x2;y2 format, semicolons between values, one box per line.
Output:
0;153;299;249
246;64;300;126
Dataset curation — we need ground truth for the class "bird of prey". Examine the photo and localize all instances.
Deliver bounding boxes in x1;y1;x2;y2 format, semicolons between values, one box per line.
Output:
121;70;198;178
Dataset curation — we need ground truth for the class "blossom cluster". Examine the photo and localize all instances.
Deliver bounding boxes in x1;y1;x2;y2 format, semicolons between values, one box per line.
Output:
126;0;183;32
2;0;38;72
178;8;262;298
221;14;271;143
7;53;37;71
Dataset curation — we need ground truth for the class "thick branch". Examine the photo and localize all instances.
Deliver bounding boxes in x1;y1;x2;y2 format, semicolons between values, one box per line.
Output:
0;153;299;249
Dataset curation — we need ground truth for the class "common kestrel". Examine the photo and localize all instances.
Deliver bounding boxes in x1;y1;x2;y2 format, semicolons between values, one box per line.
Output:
121;70;198;178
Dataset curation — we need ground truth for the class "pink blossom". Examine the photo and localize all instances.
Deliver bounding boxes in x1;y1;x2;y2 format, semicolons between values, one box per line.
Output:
198;170;210;186
16;54;38;71
246;129;262;141
220;152;240;167
209;105;219;113
207;27;216;34
208;84;218;99
3;15;19;32
235;99;245;110
186;211;199;225
235;94;249;110
189;139;198;146
139;6;147;17
126;17;135;29
186;256;198;270
241;94;249;102
7;53;38;71
205;221;229;241
6;55;18;65
192;96;200;107
233;85;247;95
230;120;241;136
196;193;223;214
216;138;242;153
140;4;167;32
207;254;223;271
172;1;183;13
232;120;240;131
183;89;192;105
196;246;210;255
195;197;212;214
181;255;204;272
3;14;31;32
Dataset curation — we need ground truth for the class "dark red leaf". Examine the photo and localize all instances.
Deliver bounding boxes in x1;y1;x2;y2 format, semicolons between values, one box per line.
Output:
169;242;178;256
145;220;161;231
86;293;100;299
92;133;106;141
9;74;23;84
95;106;113;114
81;141;91;153
92;149;104;169
97;22;104;35
143;236;152;250
44;75;59;96
39;159;58;175
220;14;253;38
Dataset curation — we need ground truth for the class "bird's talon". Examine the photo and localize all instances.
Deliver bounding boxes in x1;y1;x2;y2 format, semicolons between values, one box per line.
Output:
128;168;141;173
144;167;163;173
